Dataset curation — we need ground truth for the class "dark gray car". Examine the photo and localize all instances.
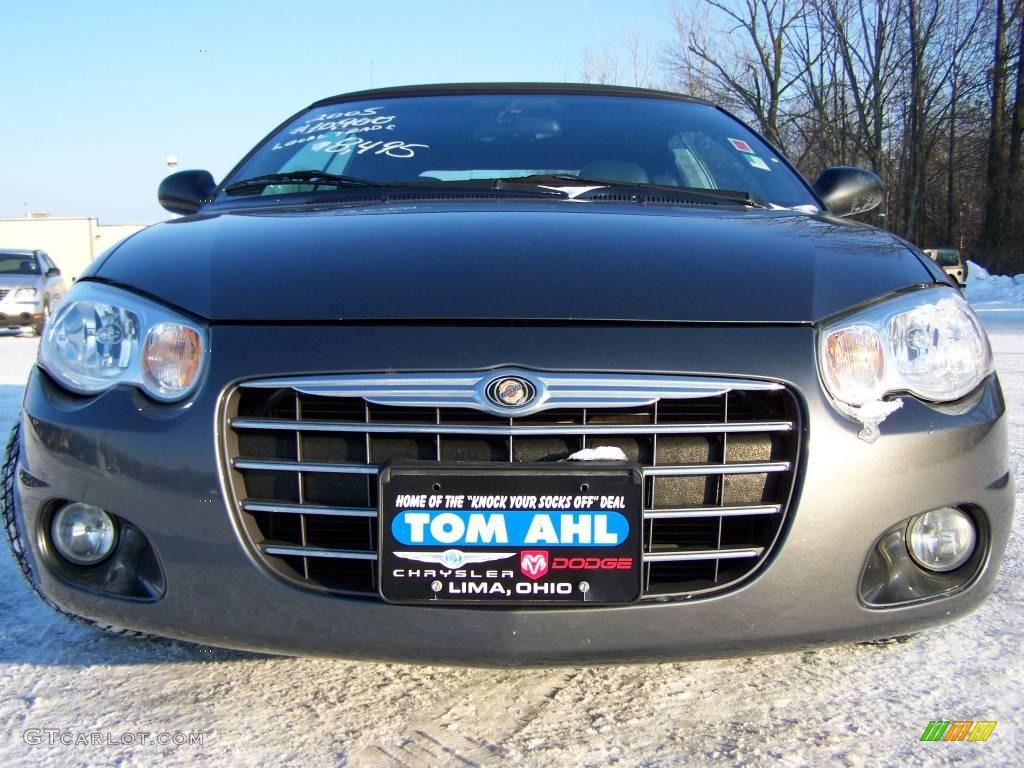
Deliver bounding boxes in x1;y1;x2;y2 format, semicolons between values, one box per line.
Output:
1;84;1013;665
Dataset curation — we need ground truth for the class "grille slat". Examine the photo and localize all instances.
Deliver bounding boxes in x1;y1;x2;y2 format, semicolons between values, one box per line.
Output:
234;457;789;477
644;547;763;562
645;462;789;476
263;544;378;560
644;504;780;519
234;459;378;474
231;418;793;436
243;501;377;518
225;373;800;602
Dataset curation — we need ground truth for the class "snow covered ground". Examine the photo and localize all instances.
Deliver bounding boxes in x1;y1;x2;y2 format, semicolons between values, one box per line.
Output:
0;311;1021;767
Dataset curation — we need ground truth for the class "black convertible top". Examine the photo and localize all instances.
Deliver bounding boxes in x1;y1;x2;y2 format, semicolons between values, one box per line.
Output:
310;82;710;108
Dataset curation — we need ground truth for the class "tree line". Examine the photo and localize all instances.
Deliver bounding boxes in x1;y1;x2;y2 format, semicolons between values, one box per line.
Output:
582;0;1024;274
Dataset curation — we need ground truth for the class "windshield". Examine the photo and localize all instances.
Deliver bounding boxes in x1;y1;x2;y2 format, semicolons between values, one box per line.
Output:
0;254;39;275
936;249;961;267
224;93;818;208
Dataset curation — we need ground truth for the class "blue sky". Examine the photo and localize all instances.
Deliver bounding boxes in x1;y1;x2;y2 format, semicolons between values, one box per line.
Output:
1;0;675;223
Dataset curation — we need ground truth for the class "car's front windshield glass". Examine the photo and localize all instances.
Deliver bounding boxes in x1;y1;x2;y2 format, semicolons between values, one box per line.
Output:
937;249;961;267
0;255;39;275
224;93;818;208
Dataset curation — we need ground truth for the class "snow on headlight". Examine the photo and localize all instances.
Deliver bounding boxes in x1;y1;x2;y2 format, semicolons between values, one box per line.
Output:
818;287;992;443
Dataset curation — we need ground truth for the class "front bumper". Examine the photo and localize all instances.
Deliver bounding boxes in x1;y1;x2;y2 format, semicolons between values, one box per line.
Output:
10;324;1014;665
0;300;41;328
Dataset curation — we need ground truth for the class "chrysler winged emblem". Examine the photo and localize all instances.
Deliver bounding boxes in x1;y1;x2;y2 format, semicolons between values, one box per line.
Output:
486;376;536;408
393;549;516;568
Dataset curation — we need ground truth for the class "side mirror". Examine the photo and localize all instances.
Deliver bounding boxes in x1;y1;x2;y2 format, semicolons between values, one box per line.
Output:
812;166;884;218
45;267;61;278
158;170;217;215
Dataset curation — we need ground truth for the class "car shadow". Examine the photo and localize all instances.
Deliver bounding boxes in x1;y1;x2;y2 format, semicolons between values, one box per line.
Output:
0;386;26;434
0;531;271;666
0;577;269;668
0;615;271;666
0;384;268;666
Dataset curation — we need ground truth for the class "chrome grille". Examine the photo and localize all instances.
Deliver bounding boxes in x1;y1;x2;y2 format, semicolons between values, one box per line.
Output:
0;289;9;301
221;372;801;601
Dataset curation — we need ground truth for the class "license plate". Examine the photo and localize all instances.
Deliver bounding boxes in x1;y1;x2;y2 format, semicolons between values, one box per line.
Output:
379;463;643;605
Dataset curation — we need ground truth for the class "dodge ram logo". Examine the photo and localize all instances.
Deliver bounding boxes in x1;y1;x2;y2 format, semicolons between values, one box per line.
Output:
520;550;549;580
487;376;535;408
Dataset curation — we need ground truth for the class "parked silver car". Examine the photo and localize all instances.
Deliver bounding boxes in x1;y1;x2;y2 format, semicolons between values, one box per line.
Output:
923;247;967;286
0;249;67;335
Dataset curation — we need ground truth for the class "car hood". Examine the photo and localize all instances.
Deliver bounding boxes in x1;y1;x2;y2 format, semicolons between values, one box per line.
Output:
0;275;40;289
92;202;934;323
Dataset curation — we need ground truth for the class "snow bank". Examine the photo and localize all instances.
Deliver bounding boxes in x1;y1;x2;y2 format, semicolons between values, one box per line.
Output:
964;260;1024;307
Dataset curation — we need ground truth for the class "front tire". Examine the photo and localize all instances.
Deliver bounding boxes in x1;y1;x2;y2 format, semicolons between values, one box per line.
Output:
2;421;152;638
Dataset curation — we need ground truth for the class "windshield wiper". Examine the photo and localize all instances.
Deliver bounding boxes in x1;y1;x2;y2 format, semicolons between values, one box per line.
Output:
494;175;772;209
495;174;609;187
382;178;568;197
223;171;380;195
221;172;770;206
223;173;570;199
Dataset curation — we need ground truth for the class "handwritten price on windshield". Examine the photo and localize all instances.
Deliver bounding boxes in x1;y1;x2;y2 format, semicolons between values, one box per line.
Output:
310;138;427;159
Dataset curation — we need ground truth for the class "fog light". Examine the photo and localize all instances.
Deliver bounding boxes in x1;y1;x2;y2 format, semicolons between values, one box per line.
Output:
907;507;976;572
51;503;118;565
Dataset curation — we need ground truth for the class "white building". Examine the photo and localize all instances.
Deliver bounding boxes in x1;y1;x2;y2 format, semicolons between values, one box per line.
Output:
0;215;147;282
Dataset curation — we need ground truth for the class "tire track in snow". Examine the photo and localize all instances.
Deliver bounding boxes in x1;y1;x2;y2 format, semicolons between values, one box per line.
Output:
348;669;583;766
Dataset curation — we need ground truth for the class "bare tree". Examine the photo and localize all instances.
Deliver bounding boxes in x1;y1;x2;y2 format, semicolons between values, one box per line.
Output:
624;29;657;88
902;0;945;241
820;0;902;175
581;42;622;86
981;0;1009;255
941;1;990;244
581;29;657;88
1004;2;1024;246
577;0;1024;271
662;6;719;101
666;0;809;149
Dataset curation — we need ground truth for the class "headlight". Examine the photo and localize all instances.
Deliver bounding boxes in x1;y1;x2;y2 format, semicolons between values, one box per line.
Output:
818;287;992;439
14;287;38;299
39;281;206;402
